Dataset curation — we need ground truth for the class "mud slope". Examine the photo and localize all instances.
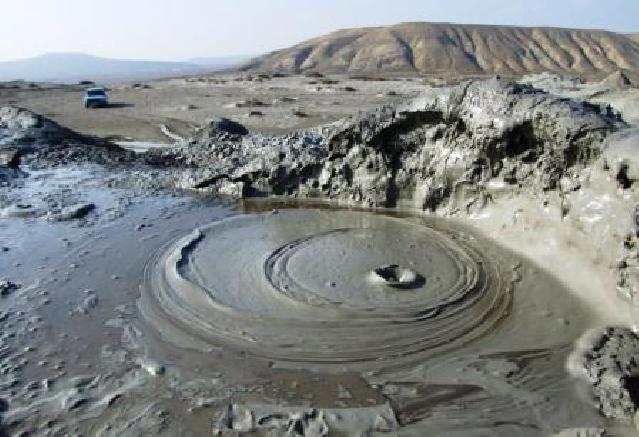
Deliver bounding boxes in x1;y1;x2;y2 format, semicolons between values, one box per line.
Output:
245;22;639;77
0;106;131;165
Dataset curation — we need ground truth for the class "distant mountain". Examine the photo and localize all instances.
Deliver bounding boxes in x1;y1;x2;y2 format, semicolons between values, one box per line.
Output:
244;22;639;77
188;55;254;68
0;53;233;83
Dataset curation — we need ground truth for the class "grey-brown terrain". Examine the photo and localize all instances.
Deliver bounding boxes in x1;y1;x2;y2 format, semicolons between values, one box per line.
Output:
2;22;639;437
245;22;639;79
0;75;425;141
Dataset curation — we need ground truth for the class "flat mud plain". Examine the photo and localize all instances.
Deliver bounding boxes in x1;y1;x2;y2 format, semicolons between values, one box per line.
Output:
0;74;425;142
2;72;639;436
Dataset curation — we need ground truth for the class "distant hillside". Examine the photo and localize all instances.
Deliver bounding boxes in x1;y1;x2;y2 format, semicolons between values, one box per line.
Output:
244;22;639;77
0;53;238;83
629;34;639;44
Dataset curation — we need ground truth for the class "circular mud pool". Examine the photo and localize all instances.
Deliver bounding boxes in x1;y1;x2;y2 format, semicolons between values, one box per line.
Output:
138;208;607;433
143;210;512;370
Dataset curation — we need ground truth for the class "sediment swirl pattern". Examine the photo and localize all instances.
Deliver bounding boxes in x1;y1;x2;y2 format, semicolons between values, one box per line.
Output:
144;210;513;369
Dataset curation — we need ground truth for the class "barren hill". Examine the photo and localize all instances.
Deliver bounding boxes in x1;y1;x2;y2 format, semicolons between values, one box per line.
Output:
244;22;639;77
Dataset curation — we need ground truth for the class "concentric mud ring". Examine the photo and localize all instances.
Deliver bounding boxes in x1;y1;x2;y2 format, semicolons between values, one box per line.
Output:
143;210;513;370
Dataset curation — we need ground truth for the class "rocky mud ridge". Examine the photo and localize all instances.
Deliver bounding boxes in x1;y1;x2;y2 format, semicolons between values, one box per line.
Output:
158;79;620;213
5;79;618;212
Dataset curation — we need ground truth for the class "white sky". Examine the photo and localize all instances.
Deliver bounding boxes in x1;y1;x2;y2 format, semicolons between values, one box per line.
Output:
1;0;637;62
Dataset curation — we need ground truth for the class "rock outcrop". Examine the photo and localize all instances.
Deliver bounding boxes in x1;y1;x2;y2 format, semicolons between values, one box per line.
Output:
244;22;639;78
205;117;249;137
580;327;639;421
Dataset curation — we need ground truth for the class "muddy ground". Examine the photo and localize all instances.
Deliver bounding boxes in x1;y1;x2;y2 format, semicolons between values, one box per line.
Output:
0;74;426;142
1;73;639;436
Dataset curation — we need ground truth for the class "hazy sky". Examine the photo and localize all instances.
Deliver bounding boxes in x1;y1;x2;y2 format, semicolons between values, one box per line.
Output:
1;0;638;62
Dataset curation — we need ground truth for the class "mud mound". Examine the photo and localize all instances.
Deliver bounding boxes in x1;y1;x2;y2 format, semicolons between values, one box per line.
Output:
322;79;617;209
0;106;88;149
175;79;619;212
0;106;132;166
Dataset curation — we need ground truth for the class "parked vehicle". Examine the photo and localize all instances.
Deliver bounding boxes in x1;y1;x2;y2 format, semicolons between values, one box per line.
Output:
83;87;108;108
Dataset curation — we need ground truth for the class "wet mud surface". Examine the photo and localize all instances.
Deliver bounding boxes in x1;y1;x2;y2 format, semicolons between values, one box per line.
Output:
143;211;514;368
0;166;634;436
2;75;639;435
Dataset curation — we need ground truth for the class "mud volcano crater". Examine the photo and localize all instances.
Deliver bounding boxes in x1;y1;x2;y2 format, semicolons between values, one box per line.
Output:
371;264;425;289
142;209;517;370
